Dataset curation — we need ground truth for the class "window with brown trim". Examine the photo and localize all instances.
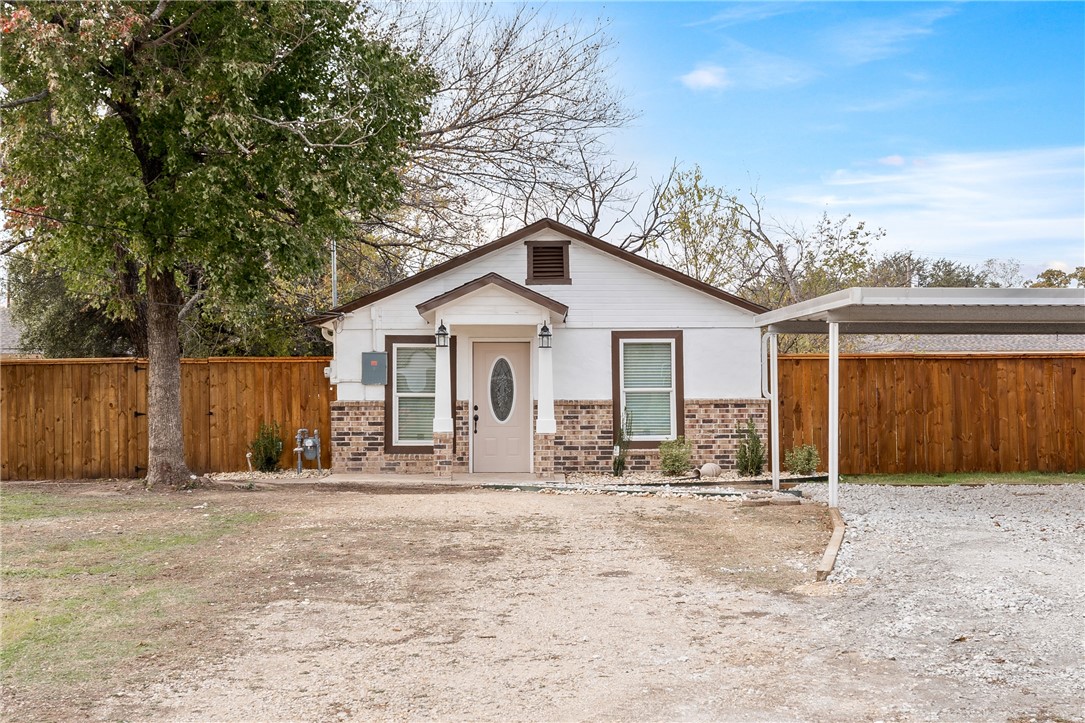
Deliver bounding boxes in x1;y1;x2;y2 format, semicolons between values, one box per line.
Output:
525;240;571;285
384;335;457;454
611;331;684;449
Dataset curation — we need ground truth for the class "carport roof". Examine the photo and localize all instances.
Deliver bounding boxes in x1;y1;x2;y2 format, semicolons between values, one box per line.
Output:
754;287;1085;335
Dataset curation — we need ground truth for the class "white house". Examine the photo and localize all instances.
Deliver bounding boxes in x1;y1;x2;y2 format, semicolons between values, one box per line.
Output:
309;219;768;477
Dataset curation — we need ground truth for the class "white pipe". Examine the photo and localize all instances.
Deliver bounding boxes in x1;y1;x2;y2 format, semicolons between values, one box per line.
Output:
370;306;379;354
331;237;338;308
770;333;780;492
760;332;771;398
828;321;840;508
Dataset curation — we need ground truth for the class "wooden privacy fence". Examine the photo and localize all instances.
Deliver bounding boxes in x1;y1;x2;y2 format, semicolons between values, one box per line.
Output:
1;357;334;480
777;353;1085;474
2;353;1082;480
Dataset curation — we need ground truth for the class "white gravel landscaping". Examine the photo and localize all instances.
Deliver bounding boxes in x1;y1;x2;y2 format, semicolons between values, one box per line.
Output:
798;482;1085;720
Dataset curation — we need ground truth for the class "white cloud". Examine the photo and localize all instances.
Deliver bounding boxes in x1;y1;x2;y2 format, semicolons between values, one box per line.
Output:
680;64;731;91
681;44;817;93
824;6;957;65
779;147;1085;268
843;88;938;113
692;3;800;29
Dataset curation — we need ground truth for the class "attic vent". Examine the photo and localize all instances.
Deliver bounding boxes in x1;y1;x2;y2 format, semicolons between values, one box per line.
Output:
526;240;571;285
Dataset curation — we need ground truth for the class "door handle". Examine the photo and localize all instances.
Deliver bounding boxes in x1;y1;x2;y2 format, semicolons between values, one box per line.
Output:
473;414;479;433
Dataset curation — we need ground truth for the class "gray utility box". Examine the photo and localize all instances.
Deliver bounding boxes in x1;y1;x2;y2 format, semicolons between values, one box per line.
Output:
362;352;388;385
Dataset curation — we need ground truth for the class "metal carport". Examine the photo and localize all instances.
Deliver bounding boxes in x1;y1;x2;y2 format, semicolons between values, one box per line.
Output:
754;287;1085;507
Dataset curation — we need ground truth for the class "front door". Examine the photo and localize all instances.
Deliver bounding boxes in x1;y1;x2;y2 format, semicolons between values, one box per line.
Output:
472;342;531;473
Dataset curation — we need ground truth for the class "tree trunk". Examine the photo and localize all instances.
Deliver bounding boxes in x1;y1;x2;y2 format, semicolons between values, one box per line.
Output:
145;270;192;487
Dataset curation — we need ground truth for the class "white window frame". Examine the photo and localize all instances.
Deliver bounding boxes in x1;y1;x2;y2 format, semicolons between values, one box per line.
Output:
619;338;677;442
392;343;436;447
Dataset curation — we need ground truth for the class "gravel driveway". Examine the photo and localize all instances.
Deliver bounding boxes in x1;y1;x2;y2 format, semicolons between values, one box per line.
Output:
89;483;1082;722
799;482;1084;722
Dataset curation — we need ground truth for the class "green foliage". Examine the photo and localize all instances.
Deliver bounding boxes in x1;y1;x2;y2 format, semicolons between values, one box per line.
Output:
653;166;743;290
784;444;821;476
1029;267;1085;288
658;436;692;476
248;422;284;473
1;2;436;315
6;251;145;357
736;418;766;477
843;471;1085;486
612;408;631;476
866;250;998;289
0;2;434;481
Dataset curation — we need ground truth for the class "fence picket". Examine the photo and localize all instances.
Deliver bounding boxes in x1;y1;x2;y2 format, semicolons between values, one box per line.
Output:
2;358;335;480
1;354;1080;479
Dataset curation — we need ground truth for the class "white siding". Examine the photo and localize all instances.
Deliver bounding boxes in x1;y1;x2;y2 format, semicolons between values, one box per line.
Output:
329;228;763;401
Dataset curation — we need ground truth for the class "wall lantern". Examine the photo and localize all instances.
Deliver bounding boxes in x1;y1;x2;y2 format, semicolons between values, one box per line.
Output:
539;322;552;349
435;320;449;348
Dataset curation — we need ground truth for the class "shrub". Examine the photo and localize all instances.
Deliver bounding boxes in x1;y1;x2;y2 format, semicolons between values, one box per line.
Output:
249;421;284;473
784;444;821;475
736;418;765;477
659;436;692;476
612;408;631;476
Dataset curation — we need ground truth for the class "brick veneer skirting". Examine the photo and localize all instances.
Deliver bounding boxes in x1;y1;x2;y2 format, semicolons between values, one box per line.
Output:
331;400;470;474
331;398;768;475
553;399;768;474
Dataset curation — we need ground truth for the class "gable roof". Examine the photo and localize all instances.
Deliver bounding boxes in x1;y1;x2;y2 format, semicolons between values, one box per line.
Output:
306;219;766;324
415;272;569;319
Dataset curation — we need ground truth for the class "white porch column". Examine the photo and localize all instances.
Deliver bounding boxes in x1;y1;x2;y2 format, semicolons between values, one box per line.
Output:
433;322;453;434
828;321;840;508
770;333;780;492
536;321;556;434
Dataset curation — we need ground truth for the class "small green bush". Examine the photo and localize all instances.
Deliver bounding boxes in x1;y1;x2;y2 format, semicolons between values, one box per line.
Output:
784;444;821;475
249;421;284;473
736;418;765;477
659;436;692;476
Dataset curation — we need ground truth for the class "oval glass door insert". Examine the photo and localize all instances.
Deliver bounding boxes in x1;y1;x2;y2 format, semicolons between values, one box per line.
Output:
489;358;515;422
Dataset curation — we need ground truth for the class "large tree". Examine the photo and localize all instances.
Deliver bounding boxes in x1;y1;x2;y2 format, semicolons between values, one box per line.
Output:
1;1;434;485
1029;266;1085;288
645;165;1044;350
648;166;883;309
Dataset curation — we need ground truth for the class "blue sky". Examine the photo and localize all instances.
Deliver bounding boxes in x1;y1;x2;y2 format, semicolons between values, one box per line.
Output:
551;1;1085;279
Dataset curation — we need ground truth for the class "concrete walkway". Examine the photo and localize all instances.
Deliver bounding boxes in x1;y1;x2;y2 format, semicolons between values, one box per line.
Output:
246;472;559;490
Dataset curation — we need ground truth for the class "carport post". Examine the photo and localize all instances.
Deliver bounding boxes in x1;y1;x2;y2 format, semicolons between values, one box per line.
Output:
770;333;780;491
828;321;840;508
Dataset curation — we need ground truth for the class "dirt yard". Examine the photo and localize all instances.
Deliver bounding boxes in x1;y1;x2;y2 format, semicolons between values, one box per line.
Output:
2;480;1081;722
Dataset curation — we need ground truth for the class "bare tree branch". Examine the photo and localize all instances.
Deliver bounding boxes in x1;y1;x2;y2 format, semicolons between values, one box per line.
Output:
138;6;204;50
359;3;633;256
